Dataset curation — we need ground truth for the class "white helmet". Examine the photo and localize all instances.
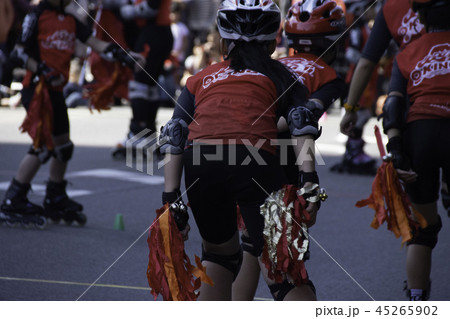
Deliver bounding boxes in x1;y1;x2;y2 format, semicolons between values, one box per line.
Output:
217;0;281;42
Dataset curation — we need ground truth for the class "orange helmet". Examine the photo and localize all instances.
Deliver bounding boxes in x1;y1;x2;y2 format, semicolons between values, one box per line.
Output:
284;0;346;53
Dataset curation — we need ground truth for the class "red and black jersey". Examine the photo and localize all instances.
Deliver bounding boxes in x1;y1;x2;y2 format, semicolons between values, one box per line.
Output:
383;0;425;49
185;60;279;154
395;32;450;122
278;53;337;96
20;2;91;89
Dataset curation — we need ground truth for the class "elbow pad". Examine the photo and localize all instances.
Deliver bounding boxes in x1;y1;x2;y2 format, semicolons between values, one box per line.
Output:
381;95;407;134
120;1;159;20
288;106;322;139
19;12;38;47
159;118;189;154
305;100;324;120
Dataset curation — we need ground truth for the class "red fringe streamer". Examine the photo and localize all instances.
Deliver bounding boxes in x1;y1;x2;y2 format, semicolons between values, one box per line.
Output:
355;126;427;246
261;185;311;286
85;62;122;112
147;204;213;300
20;79;54;150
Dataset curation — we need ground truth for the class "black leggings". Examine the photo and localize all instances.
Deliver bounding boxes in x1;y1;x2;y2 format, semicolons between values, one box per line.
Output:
403;119;450;204
183;145;286;256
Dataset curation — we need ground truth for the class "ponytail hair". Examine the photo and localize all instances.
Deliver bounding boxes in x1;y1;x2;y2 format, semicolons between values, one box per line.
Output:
227;40;309;115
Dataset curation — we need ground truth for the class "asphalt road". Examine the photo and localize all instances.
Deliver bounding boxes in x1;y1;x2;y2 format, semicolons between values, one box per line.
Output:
0;105;449;302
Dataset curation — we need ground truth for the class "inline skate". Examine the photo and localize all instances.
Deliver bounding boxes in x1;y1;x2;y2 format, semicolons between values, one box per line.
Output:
43;180;87;226
0;179;47;229
330;137;377;175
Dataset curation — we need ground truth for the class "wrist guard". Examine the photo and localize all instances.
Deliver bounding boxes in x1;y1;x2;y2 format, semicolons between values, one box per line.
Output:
298;171;319;187
297;171;328;205
162;189;189;231
386;136;410;170
162;189;181;205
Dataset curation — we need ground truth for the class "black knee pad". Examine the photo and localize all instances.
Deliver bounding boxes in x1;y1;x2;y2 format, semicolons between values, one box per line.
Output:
201;246;243;281
28;145;53;164
269;279;316;301
241;233;259;257
408;215;442;249
53;141;74;162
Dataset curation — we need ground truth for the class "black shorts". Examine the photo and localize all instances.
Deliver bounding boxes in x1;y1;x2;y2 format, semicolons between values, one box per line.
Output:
183;144;286;256
21;85;70;136
403;119;450;204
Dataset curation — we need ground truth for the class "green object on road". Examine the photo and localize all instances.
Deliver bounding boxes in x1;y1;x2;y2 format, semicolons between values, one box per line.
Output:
114;214;125;231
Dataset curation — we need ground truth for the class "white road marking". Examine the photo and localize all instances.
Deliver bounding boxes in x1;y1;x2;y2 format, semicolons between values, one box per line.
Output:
0;182;92;197
67;168;164;185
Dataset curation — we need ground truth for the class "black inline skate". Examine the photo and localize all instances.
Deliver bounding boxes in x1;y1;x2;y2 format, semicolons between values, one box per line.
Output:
330;137;377;175
0;179;47;229
43;180;87;226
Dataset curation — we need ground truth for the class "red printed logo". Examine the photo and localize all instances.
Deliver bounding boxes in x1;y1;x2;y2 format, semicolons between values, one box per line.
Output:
41;30;76;51
202;67;262;89
397;9;424;45
280;57;324;84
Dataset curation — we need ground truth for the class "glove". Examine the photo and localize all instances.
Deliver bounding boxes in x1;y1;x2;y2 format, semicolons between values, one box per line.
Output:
36;62;65;87
162;189;189;232
386;136;410;170
102;43;135;69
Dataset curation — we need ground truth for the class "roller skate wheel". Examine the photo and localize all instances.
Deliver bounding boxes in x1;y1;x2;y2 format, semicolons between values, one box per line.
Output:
64;219;74;226
22;220;33;229
77;215;87;226
35;217;47;230
6;219;18;228
50;217;61;224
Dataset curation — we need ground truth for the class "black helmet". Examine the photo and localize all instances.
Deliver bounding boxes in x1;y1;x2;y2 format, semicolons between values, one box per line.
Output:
217;0;281;42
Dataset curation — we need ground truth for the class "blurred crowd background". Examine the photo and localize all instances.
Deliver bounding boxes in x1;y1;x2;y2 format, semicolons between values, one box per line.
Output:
0;0;393;118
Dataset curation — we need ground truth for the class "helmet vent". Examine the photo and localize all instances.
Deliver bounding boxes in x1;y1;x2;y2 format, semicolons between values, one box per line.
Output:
240;0;260;6
299;11;310;22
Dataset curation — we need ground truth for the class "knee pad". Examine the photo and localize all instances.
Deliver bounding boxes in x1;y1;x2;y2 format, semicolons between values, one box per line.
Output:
269;279;316;301
288;105;322;139
408;215;442;249
53;141;74;162
201;246;243;281
241;233;259;257
28;145;53;164
128;80;159;102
